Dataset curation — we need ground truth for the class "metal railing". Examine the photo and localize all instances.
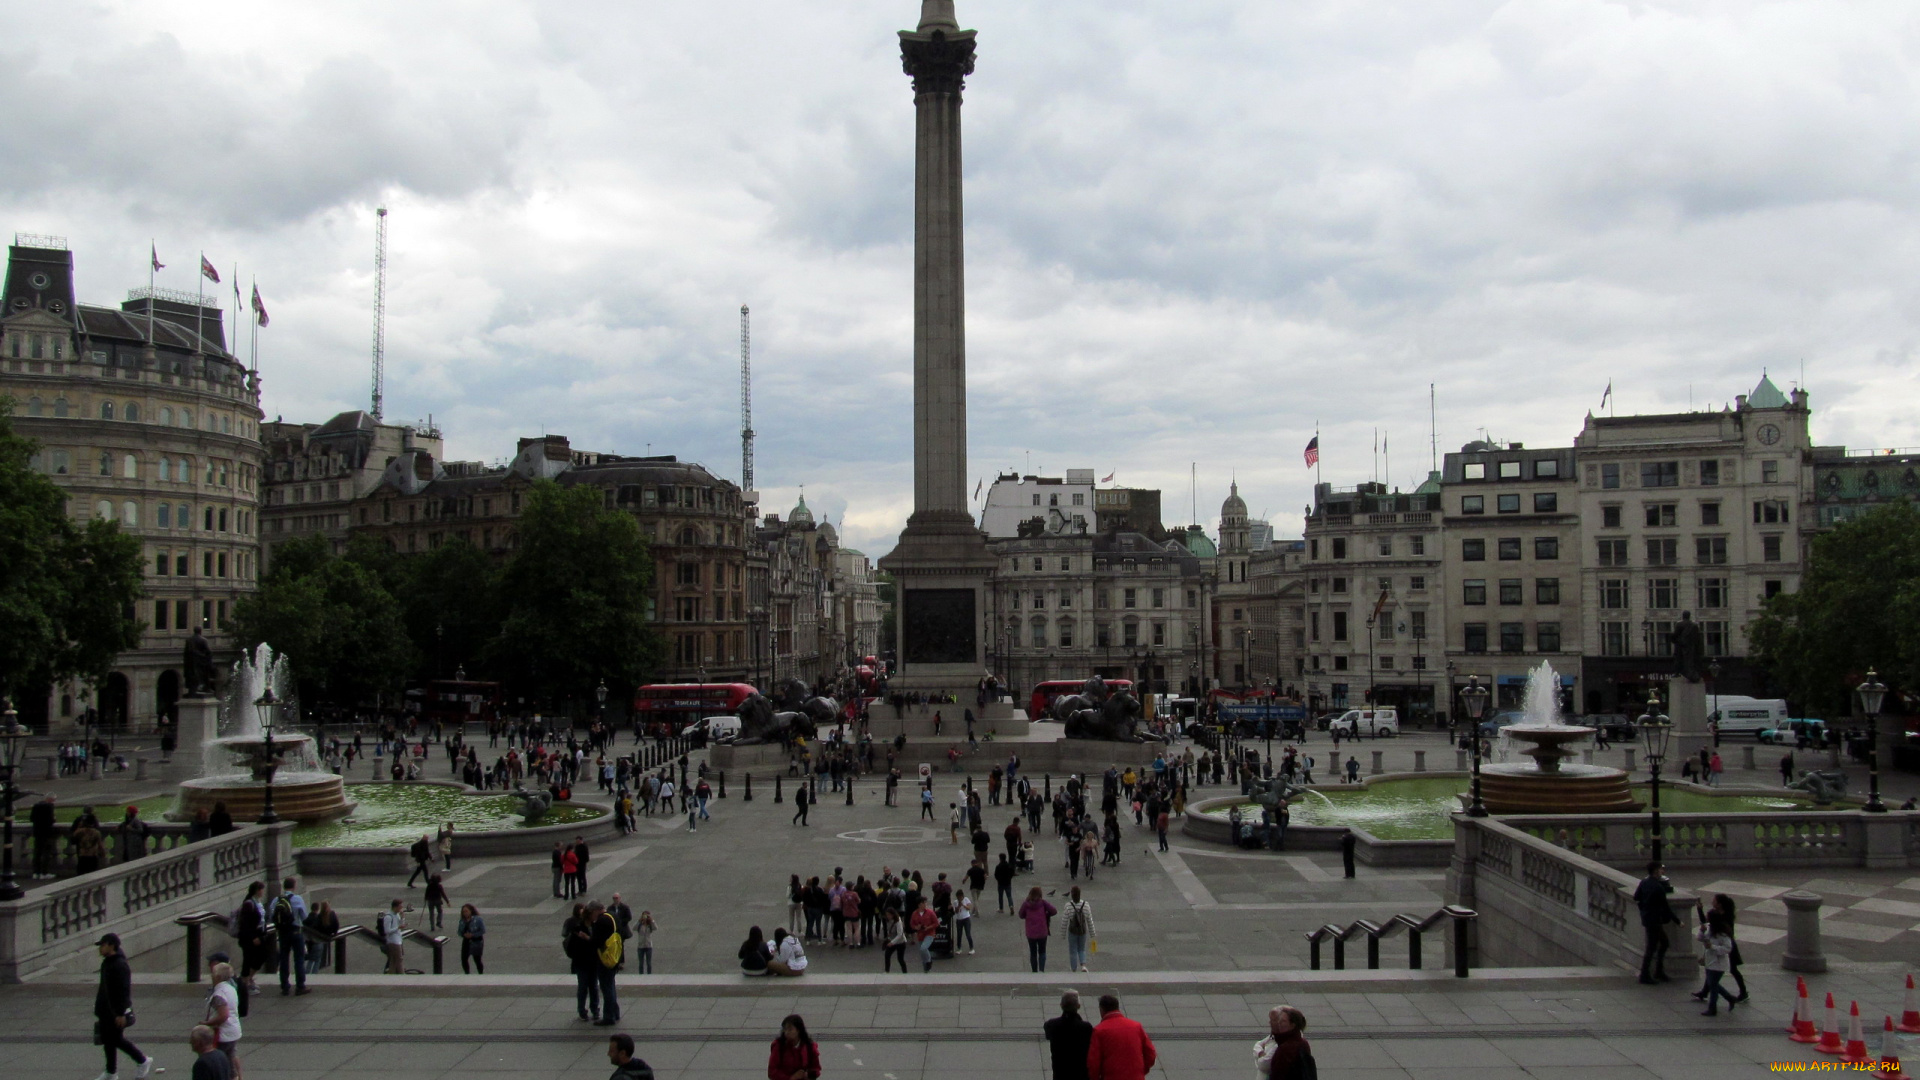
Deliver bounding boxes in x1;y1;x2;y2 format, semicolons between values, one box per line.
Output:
1305;906;1478;977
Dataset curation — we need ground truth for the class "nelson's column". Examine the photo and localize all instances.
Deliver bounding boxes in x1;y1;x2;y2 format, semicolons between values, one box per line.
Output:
878;0;1000;697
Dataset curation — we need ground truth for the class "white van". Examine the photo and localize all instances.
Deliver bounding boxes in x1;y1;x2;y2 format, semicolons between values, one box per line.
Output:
695;715;741;744
1709;697;1790;739
1328;708;1399;738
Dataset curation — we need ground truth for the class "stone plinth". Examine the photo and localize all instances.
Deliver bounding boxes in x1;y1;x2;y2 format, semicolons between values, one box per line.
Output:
175;695;221;765
1667;676;1711;769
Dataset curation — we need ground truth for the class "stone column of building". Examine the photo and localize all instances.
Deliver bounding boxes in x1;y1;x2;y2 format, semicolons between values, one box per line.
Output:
879;0;1001;701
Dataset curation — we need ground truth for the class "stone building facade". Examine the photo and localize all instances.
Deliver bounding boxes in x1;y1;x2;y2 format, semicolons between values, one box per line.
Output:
1;236;263;732
259;410;441;563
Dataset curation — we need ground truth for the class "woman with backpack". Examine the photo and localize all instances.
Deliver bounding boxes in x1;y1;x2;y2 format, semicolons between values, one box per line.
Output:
1062;887;1096;973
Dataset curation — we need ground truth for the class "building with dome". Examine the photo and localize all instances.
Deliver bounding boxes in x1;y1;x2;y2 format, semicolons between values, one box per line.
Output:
0;235;264;733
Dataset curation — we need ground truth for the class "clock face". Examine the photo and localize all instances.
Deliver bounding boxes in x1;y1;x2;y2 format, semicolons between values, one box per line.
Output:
1757;424;1782;446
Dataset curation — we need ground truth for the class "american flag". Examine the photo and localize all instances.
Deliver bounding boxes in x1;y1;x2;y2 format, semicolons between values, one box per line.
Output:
1100;472;1114;483
1303;436;1319;468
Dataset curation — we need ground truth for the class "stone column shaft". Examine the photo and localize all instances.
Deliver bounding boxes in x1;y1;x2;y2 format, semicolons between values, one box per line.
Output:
913;86;967;521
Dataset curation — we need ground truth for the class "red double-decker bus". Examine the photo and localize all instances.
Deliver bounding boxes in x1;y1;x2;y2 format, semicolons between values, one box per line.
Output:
1028;679;1133;722
632;683;758;734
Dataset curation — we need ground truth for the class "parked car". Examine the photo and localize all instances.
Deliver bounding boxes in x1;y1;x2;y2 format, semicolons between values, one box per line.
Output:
1759;718;1827;746
1328;708;1399;738
1478;709;1528;738
1583;713;1638;741
1313;711;1343;731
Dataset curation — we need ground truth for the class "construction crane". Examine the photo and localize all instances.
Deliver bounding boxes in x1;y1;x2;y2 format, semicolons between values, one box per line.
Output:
740;304;755;495
370;206;388;421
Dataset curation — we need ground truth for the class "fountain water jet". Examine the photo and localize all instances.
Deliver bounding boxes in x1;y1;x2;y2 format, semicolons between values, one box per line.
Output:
173;645;352;823
1473;660;1639;814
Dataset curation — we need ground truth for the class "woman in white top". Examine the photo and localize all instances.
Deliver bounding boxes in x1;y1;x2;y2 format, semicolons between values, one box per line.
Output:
952;889;976;955
204;960;243;1070
766;927;808;976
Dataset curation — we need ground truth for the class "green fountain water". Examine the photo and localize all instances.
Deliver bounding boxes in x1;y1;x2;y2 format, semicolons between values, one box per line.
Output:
290;784;604;848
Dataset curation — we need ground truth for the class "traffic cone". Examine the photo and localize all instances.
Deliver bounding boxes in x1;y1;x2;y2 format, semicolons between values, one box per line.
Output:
1873;1016;1909;1080
1819;993;1846;1055
1901;974;1920;1034
1792;978;1819;1043
1845;1002;1873;1064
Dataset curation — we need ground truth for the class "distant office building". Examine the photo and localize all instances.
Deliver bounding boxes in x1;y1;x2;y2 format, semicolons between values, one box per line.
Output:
981;469;1094;538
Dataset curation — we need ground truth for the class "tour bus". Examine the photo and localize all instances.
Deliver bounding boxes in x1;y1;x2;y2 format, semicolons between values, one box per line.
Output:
1709;697;1791;739
421;678;504;728
632;683;758;735
1028;678;1134;721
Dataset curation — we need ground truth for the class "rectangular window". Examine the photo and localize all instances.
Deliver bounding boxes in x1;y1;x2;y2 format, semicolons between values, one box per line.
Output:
1763;460;1780;483
1331;577;1348;593
1602;505;1621;528
1641;461;1679;487
1498;579;1523;604
1534;536;1560;559
1378;617;1395;641
1536;458;1560;478
153;599;168;631
1410;535;1425;555
1648;578;1679;610
1763;535;1782;561
1095;589;1108;609
1755;500;1791;524
1533;492;1558;512
1700;460;1720;486
1152;621;1165;646
1410;611;1427;639
1500;622;1526;653
1644;503;1677;527
1497;537;1522;560
1462;539;1485;561
1464;462;1486;480
1537;622;1562;652
1695;536;1727;565
175;599;189;629
1409;575;1426;591
1331;538;1347;559
1412;655;1427;670
1597;539;1629;566
677;563;701;585
1464;623;1488;653
1697;577;1728;609
676;596;702;621
1308;539;1318;559
203;552;213;577
1536;578;1561;604
1601;463;1620;489
1498;461;1521;479
1650;620;1676;657
1765;579;1784;599
1462;579;1487;605
1333;656;1348;671
1123;588;1137;608
1332;611;1349;641
1600;579;1628;609
1497;494;1521;513
1377;536;1392;557
1032;592;1045;610
1645;538;1678;566
217;552;227;577
1461;495;1484;515
1309;611;1320;641
1151;588;1164;608
154;552;168;576
176;554;187;576
1704;620;1728;656
1058;622;1074;647
1030;622;1046;647
1601;621;1628;657
1701;502;1720;526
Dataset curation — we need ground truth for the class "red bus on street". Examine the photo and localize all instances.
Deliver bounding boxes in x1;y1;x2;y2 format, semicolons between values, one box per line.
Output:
632;683;758;733
1028;678;1133;722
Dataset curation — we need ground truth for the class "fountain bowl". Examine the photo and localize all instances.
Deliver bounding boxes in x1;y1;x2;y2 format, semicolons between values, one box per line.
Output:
1480;722;1639;812
175;732;353;823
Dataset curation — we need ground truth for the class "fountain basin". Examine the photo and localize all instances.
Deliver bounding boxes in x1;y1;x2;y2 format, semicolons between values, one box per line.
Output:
177;771;353;824
1477;761;1637;813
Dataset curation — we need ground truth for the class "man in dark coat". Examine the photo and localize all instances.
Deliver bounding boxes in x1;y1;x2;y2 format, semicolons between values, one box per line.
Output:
1634;861;1678;984
29;793;55;877
95;933;152;1078
1043;990;1094;1080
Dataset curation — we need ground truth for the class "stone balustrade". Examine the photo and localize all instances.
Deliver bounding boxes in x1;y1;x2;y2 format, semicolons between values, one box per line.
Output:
0;822;294;982
1497;809;1919;871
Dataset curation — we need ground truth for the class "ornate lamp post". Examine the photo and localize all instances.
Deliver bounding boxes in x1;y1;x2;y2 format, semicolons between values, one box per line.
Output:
1707;659;1723;747
1857;669;1887;813
1460;676;1491;817
255;686;281;825
595;679;609;737
0;701;26;900
1639;695;1672;863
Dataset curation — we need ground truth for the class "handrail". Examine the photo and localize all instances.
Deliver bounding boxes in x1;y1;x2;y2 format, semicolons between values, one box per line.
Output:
1305;906;1478;977
354;924;449;974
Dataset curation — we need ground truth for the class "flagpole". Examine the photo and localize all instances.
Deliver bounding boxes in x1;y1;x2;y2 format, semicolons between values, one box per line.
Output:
146;242;156;345
231;262;239;357
1315;422;1322;488
249;277;258;374
196;251;204;354
1429;383;1437;474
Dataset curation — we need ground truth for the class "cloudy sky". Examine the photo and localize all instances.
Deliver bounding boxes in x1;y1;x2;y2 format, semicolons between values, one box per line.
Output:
7;0;1919;554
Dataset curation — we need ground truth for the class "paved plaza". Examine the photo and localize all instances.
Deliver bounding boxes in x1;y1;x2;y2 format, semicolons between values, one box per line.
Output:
11;729;1920;1077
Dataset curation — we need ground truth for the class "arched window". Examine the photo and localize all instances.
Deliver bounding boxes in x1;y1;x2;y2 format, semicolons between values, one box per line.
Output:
95;499;111;519
159;406;173;426
123;454;138;479
124;402;140;422
220;414;229;433
25;396;41;416
100;401;114;420
179;409;192;428
157;504;171;528
50;450;69;474
52;397;68;418
203;507;214;530
123;501;138;527
177;504;191;529
158;458;170;482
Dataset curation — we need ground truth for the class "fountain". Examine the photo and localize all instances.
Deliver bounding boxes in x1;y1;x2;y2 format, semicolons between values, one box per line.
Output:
173;645;353;823
1474;660;1638;813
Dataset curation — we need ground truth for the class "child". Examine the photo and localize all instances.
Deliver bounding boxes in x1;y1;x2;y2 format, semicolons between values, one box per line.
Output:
1696;915;1737;1016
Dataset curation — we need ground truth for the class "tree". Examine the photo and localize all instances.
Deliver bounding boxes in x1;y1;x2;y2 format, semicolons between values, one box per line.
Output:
485;480;662;709
0;403;143;703
371;535;500;681
1748;502;1920;716
231;534;415;707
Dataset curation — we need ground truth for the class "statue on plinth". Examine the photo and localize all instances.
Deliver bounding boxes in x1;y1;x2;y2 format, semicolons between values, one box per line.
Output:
183;627;216;696
1669;611;1706;683
1053;676;1157;742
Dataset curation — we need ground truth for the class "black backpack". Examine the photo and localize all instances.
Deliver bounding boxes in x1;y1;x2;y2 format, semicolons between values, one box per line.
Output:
271;896;297;936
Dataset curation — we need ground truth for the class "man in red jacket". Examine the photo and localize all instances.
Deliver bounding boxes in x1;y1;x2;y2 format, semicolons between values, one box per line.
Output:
1087;994;1157;1080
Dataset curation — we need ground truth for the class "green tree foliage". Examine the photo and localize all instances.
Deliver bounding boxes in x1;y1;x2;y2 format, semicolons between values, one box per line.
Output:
485;480;662;707
1749;502;1920;715
371;535;501;682
0;403;143;701
231;534;415;706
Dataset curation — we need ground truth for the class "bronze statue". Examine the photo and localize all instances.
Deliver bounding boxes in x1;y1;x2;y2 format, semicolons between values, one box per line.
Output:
183;627;216;696
1054;675;1158;742
1669;612;1706;683
733;688;820;746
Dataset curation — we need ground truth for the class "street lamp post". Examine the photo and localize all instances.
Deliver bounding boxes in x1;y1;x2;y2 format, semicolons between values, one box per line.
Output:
1638;695;1672;863
255;686;281;825
1460;677;1490;817
1857;669;1888;813
0;701;26;901
1707;659;1722;747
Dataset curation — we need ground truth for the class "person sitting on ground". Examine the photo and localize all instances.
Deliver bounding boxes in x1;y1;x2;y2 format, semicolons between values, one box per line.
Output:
739;926;770;976
765;927;808;976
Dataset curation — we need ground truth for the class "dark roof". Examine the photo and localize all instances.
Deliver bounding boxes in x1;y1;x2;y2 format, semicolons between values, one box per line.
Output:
75;303;234;361
312;410;377;436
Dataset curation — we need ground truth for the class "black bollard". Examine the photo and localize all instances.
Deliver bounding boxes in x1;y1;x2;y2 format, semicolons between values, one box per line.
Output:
1044;774;1051;799
743;773;753;802
719;771;726;798
775;775;784;804
846;777;854;806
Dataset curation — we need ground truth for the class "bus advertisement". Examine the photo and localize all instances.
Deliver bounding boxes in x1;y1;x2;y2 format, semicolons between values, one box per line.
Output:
631;683;758;733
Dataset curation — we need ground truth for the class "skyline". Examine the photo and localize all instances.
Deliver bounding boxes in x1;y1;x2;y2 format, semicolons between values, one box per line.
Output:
7;1;1919;555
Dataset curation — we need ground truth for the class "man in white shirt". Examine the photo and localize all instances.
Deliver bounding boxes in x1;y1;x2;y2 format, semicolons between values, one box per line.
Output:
379;899;407;975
